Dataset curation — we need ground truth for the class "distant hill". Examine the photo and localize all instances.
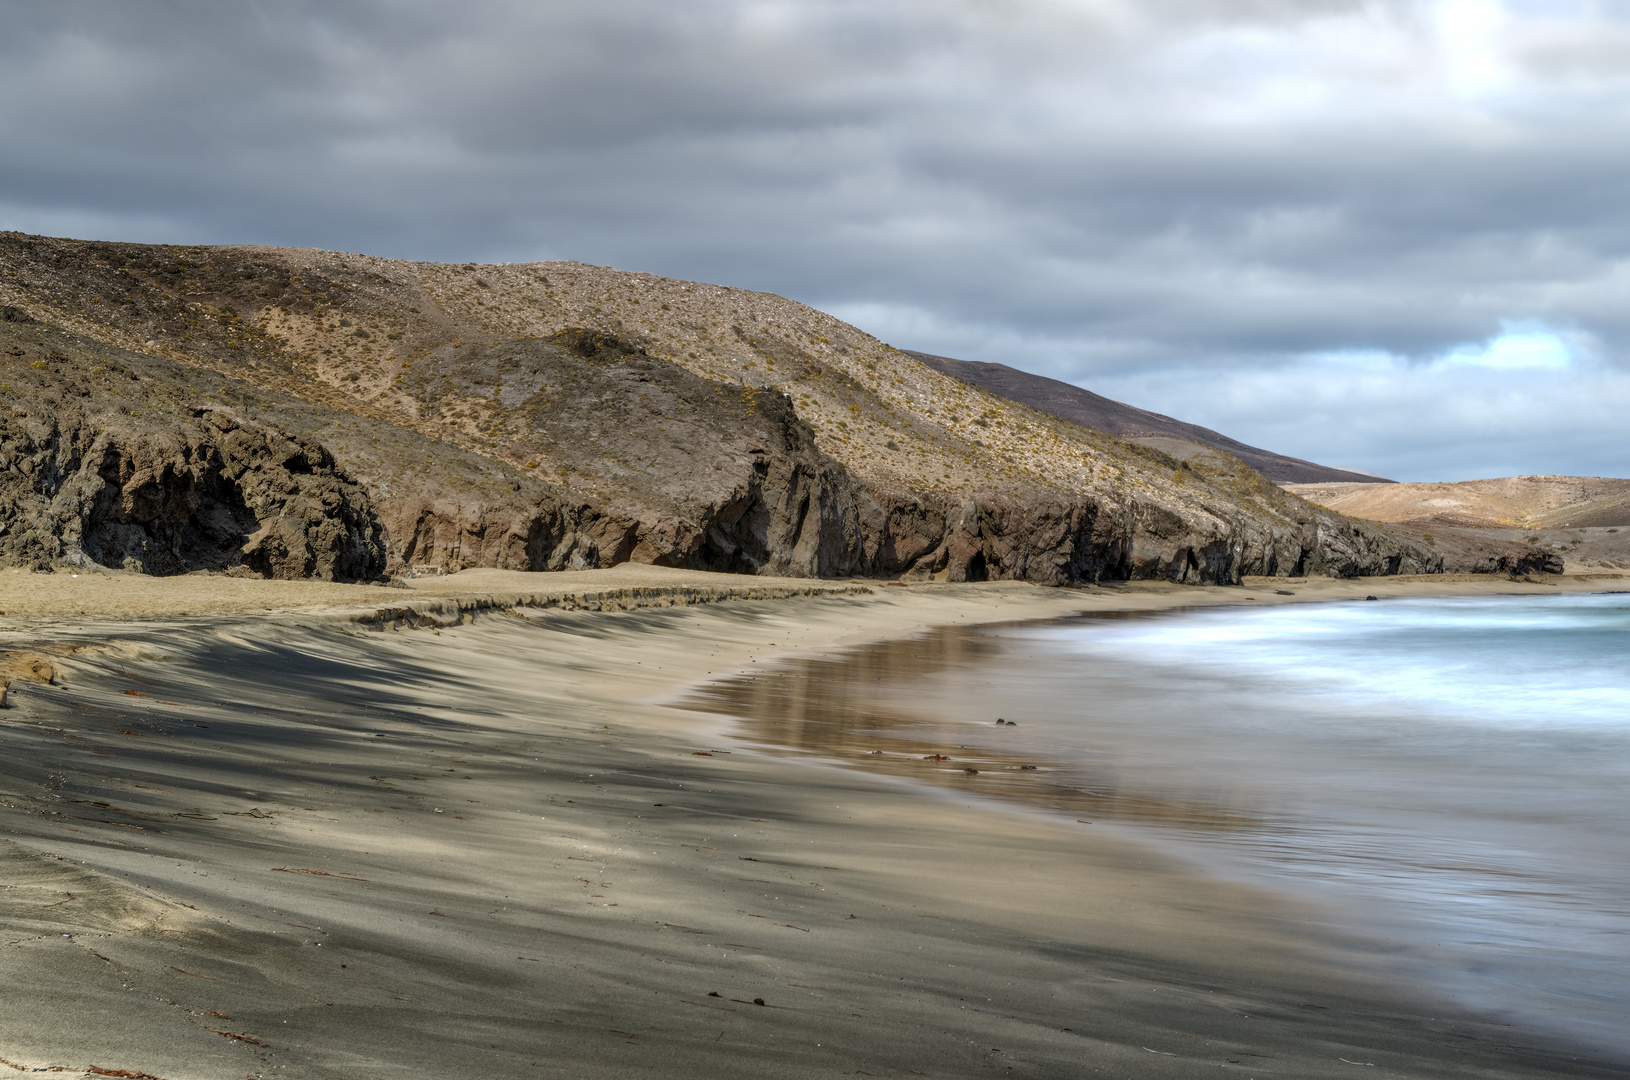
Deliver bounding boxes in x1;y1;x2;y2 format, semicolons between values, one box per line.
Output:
905;351;1390;485
1286;476;1630;530
1287;476;1630;572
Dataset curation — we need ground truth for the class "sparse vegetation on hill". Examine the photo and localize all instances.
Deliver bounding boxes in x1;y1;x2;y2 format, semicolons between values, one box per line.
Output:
1290;477;1630;572
0;233;1554;582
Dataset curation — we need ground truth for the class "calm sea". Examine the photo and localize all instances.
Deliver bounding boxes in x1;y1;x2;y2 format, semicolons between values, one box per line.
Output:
686;592;1630;1058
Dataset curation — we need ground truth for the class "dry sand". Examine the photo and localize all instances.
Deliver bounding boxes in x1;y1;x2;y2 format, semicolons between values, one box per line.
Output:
2;568;1628;1079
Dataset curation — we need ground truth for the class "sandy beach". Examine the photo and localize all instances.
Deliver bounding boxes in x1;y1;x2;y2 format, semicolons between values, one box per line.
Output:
3;566;1628;1080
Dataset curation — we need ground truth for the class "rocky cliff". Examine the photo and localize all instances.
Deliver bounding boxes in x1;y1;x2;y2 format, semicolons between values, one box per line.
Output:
0;233;1554;583
0;314;383;578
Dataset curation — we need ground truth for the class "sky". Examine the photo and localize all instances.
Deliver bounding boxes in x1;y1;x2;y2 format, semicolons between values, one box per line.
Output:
2;0;1627;481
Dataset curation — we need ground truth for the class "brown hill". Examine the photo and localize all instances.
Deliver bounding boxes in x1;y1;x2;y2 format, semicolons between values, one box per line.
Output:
1286;476;1630;529
906;351;1389;484
1288;476;1630;572
0;232;1553;583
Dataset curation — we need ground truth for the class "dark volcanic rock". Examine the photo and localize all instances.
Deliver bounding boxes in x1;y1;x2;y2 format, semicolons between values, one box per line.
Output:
0;405;385;580
0;321;385;579
857;486;1445;585
380;329;1449;583
389;329;869;577
1387;524;1564;578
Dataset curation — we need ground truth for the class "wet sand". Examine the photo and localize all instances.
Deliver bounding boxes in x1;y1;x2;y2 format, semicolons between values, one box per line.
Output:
1;566;1628;1079
677;623;1274;832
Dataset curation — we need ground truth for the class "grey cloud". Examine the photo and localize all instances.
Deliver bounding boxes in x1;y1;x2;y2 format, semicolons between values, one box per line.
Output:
2;0;1628;477
1090;356;1630;482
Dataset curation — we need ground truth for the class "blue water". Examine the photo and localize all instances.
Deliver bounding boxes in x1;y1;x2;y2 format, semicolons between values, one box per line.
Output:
887;594;1630;1057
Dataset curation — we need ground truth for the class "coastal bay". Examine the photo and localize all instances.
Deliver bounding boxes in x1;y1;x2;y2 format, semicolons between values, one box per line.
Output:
2;567;1627;1079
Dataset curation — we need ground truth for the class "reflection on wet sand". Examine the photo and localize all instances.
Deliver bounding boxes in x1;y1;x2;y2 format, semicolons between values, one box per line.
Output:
679;622;1265;832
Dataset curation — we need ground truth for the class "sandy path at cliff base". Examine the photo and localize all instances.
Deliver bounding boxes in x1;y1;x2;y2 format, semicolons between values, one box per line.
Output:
2;560;1624;621
0;572;1626;1079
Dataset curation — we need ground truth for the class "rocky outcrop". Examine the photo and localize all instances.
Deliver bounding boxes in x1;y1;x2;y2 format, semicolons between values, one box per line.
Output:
0;405;385;580
1384;524;1563;578
367;329;1451;584
376;417;871;580
374;477;1454;586
378;332;874;578
849;486;1446;584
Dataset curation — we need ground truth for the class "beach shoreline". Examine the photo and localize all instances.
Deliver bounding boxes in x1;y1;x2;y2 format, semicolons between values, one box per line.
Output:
3;562;1627;625
2;567;1628;1079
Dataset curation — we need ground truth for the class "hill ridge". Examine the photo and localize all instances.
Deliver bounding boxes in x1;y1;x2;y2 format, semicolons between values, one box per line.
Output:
903;350;1390;485
0;232;1553;583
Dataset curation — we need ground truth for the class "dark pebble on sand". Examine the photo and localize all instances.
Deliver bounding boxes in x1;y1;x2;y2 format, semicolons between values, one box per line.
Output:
963;767;979;775
1365;595;1379;601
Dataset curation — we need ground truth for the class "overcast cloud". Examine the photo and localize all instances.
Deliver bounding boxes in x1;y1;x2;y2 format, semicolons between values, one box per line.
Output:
3;0;1627;480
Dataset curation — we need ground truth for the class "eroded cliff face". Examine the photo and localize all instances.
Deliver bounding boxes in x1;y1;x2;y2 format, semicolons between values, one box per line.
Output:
0;320;384;579
0;234;1557;584
852;486;1456;584
0;311;1534;585
373;328;870;578
0;406;385;580
370;468;1466;586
